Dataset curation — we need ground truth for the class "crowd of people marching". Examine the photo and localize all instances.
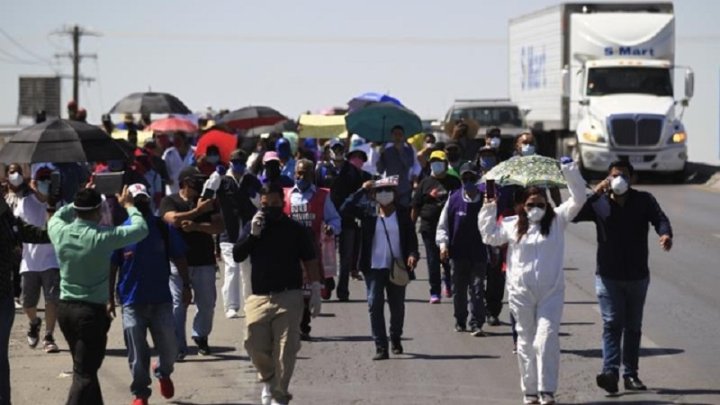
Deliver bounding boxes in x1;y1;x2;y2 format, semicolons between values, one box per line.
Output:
0;104;674;405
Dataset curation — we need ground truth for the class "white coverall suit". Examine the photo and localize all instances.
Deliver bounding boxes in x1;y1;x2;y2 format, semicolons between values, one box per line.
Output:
478;163;586;395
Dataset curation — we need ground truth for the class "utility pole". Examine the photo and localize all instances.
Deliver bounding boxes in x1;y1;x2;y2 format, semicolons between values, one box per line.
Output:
53;25;100;106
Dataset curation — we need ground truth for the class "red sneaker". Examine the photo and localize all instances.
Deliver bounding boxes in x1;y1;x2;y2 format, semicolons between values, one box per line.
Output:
131;397;148;405
153;362;175;399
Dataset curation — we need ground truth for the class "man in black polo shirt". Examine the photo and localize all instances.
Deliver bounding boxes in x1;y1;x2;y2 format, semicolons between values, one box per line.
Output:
233;183;321;405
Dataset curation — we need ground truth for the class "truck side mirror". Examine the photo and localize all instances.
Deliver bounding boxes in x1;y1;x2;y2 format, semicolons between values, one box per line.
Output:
579;99;590;106
684;69;694;99
561;66;570;98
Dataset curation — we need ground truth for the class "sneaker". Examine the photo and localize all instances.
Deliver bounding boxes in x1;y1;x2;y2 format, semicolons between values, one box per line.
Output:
372;347;389;361
523;394;540;404
43;334;59;353
512;343;518;354
261;382;272;405
270;400;288;405
153;362;175;399
176;351;187;362
540;392;556;404
442;286;452;298
14;299;22;310
192;336;211;356
487;315;501;326
470;327;486;337
225;309;240;319
131;397;148;405
429;295;441;304
454;323;466;333
27;318;41;348
390;338;403;355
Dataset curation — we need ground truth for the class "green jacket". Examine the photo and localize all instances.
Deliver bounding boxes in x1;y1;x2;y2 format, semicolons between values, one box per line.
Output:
48;204;148;304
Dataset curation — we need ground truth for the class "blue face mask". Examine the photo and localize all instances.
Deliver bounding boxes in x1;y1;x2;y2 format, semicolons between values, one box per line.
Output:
37;180;51;196
520;144;535;156
206;155;220;164
231;162;246;174
430;161;446;176
479;156;496;170
296;178;311;191
463;180;477;193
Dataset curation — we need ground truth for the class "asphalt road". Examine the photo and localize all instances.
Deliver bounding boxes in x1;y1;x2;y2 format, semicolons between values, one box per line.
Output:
8;184;720;405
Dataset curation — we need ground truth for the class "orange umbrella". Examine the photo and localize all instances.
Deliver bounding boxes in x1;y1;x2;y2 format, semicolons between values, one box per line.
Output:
195;129;237;163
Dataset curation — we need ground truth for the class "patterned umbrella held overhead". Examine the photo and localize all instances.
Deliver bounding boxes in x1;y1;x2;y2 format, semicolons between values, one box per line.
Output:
483;155;568;188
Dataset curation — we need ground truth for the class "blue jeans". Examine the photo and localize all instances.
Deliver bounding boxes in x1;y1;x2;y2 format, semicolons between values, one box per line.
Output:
596;275;650;378
422;231;451;297
452;259;487;328
0;296;14;405
122;303;177;399
169;264;217;353
365;269;406;349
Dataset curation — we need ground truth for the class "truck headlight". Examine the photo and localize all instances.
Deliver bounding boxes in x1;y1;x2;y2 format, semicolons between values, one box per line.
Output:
670;131;687;144
582;131;606;143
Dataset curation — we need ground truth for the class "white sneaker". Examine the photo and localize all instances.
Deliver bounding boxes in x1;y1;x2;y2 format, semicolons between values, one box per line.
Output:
270;400;288;405
261;383;272;405
524;394;540;404
540;392;555;404
225;309;240;319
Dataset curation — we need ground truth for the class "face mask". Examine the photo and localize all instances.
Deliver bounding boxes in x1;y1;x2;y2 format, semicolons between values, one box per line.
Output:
526;207;545;223
37;180;51;196
479;156;496;171
349;156;364;170
206;155;220;164
610;176;629;195
430;161;446;176
489;137;501;149
520;144;535;156
463;180;477;193
8;172;23;187
375;190;394;206
295;178;311;191
262;206;283;221
231;162;246;174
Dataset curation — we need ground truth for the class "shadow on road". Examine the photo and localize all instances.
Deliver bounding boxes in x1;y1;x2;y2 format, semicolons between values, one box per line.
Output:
561;347;684;358
398;352;500;361
311;335;375;343
171;402;254;405
561;322;595;326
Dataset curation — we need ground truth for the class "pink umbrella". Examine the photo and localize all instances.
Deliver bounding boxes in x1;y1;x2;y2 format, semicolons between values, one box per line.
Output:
147;117;198;133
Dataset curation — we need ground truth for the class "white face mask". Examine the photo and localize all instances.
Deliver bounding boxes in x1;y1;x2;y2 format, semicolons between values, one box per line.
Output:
520;144;535;156
526;207;545;223
430;161;446;176
375;190;394;206
610;176;629;195
489;137;501;149
8;172;23;187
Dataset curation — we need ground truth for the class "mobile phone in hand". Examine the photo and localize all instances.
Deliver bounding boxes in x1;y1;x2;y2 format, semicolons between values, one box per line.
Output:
486;179;496;200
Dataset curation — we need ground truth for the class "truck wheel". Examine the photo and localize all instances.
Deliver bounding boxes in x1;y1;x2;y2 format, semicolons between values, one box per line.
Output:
671;164;688;184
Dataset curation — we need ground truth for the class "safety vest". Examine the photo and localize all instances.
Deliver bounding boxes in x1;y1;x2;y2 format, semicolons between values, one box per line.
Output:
283;187;330;277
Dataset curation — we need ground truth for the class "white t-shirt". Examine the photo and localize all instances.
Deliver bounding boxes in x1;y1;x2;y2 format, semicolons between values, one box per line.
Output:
162;145;196;195
14;194;59;273
371;212;402;270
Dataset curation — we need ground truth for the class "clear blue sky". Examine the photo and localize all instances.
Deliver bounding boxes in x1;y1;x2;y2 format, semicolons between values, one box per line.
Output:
2;0;719;163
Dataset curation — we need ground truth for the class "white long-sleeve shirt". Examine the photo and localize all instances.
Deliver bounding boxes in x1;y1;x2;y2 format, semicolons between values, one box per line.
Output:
477;163;587;296
162;146;196;195
435;189;482;251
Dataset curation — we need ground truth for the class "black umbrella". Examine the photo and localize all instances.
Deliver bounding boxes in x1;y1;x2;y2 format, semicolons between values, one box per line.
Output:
0;119;128;164
109;92;192;115
217;106;286;130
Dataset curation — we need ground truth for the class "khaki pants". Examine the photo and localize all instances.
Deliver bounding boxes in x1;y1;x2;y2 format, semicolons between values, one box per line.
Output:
244;290;303;403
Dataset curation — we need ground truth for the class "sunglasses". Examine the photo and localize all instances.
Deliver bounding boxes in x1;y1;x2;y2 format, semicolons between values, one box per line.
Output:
525;203;547;209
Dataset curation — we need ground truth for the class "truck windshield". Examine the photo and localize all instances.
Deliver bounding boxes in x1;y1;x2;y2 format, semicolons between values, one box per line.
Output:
586;67;673;97
450;107;522;127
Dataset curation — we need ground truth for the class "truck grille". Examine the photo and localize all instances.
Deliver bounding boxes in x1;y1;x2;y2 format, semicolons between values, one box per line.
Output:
609;115;663;147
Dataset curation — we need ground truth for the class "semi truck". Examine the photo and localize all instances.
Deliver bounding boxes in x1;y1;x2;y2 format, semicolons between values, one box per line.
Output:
509;2;693;179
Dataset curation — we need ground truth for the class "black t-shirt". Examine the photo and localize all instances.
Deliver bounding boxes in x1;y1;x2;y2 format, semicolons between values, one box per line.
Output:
233;216;316;294
159;194;217;266
217;174;261;243
412;175;461;233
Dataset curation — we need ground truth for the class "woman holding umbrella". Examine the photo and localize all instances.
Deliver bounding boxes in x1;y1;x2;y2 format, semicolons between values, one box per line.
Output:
477;158;587;405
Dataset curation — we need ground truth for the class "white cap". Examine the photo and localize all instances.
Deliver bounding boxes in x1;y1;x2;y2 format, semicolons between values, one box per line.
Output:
128;183;150;198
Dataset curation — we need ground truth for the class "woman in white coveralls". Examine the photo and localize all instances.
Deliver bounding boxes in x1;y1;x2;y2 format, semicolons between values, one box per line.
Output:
478;160;586;405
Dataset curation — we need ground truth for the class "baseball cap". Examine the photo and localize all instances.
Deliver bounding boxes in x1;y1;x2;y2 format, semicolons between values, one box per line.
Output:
128;183;150;198
459;162;478;177
328;138;344;150
262;151;280;163
73;188;102;212
346;145;368;162
429;150;447;162
229;149;246;162
178;166;205;184
372;175;399;189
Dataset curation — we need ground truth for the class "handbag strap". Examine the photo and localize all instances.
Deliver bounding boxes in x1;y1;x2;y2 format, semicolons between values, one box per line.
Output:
379;215;397;262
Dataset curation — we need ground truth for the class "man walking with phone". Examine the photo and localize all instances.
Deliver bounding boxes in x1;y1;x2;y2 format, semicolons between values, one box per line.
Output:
573;161;673;394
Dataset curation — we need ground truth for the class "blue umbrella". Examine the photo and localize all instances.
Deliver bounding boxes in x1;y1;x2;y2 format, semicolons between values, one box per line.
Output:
348;92;404;112
345;102;422;143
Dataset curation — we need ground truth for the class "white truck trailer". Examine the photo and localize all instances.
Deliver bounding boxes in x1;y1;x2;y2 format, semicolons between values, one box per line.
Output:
509;2;693;179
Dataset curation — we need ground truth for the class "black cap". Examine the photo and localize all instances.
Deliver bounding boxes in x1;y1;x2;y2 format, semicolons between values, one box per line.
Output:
459;162;478;177
73;188;102;211
229;149;247;162
178;166;205;184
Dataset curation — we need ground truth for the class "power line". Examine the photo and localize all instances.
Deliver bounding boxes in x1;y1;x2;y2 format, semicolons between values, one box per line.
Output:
0;48;48;65
0;28;53;64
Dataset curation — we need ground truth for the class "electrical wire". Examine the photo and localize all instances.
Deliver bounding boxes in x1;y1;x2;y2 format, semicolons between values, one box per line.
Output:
0;28;53;64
